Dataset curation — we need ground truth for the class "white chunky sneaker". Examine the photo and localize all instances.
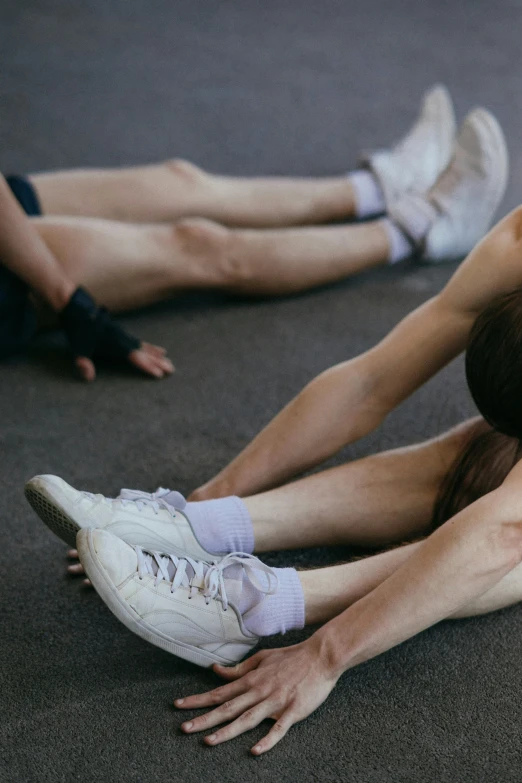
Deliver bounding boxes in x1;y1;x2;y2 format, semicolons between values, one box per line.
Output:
365;84;456;209
389;107;508;262
77;529;277;667
24;475;220;561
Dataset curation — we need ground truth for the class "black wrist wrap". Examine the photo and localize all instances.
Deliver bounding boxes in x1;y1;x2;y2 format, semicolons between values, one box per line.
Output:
60;287;140;360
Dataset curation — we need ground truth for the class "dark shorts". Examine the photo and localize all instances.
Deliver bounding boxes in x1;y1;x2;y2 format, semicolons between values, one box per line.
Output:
5;174;42;217
0;174;41;359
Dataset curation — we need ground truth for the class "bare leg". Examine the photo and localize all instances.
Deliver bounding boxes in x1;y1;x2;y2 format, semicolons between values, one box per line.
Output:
32;214;391;312
223;221;389;295
30;160;357;227
31;216;227;312
243;419;479;552
66;419;479;579
300;539;522;625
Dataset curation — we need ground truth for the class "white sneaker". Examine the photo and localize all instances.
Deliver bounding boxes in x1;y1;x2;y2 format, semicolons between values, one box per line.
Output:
24;475;220;561
365;84;456;209
389;107;509;262
77;528;277;667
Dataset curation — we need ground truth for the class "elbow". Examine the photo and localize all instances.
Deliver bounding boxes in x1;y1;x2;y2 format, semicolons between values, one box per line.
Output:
481;507;522;575
497;520;522;571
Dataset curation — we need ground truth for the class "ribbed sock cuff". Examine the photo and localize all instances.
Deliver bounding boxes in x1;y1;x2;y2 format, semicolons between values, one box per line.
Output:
349;169;387;219
243;567;305;637
185;496;254;555
381;217;414;264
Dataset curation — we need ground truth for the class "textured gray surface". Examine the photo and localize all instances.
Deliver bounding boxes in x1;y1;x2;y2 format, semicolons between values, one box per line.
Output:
1;1;522;781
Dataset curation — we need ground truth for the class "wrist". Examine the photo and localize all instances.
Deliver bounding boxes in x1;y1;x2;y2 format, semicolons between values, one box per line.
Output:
49;278;76;312
309;622;359;680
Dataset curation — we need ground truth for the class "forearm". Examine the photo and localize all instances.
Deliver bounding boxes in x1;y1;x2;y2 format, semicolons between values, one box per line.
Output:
0;176;75;310
194;297;471;500
197;359;386;498
315;489;522;676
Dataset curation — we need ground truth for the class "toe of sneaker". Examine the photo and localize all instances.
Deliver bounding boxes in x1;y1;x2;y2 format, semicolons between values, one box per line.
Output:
79;528;137;585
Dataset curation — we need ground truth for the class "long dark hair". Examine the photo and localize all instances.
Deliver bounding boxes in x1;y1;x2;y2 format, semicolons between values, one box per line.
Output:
432;419;522;528
433;288;522;527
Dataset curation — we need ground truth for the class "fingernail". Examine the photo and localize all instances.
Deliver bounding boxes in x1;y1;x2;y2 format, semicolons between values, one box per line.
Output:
175;698;184;706
207;734;217;743
183;722;193;731
253;746;262;754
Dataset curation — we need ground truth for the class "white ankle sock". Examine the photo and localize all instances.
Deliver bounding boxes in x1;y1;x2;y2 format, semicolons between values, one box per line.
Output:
381;217;414;264
227;563;305;636
348;169;386;219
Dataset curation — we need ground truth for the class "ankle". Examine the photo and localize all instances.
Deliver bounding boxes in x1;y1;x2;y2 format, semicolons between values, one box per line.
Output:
242;565;304;636
185;495;255;554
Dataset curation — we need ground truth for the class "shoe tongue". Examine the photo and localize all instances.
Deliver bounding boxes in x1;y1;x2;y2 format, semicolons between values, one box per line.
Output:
160;490;187;510
148;553;197;583
219;562;271;615
118;487;187;510
220;563;244;607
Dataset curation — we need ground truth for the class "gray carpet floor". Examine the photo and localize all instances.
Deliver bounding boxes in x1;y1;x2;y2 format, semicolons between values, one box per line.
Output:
2;1;522;781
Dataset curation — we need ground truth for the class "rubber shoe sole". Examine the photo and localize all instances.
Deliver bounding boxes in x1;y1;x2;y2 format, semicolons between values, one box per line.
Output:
25;478;80;547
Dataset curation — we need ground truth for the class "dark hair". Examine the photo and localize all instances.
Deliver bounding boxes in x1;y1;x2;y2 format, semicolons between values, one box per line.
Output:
432;419;522;528
465;286;522;438
433;288;522;527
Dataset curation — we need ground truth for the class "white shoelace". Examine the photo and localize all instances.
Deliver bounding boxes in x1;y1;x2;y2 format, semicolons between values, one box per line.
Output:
81;487;184;517
134;550;278;610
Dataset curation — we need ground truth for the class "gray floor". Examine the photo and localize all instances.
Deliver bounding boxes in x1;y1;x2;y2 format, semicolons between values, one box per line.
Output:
2;2;522;781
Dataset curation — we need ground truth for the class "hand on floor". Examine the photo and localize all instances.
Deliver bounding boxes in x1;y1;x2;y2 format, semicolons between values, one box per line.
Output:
66;548;90;585
175;637;339;755
61;286;174;381
76;341;175;382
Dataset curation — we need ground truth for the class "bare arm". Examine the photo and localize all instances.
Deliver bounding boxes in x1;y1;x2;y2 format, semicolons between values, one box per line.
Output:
0;176;173;380
178;461;522;755
0;175;75;309
192;207;522;499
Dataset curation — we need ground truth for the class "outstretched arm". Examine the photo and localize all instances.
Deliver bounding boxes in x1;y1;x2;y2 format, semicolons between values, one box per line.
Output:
177;459;522;754
192;207;522;500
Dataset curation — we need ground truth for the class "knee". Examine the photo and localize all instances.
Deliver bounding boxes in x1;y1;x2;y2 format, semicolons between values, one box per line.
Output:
173;217;228;252
164;158;207;187
171;218;233;282
174;218;254;288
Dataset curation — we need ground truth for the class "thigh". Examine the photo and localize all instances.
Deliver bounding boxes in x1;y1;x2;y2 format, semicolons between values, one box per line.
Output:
31;215;180;312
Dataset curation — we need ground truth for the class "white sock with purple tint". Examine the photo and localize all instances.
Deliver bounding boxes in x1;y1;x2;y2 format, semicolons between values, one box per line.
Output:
349;169;387;218
184;496;255;554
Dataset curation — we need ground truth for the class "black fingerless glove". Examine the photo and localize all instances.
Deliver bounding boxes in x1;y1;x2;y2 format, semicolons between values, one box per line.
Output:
59;287;140;361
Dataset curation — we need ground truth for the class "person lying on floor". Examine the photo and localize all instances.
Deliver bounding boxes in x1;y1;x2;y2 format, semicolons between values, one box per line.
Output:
2;86;507;376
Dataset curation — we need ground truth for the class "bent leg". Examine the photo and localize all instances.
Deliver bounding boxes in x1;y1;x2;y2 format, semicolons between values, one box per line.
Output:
245;419;481;552
30;160;356;227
